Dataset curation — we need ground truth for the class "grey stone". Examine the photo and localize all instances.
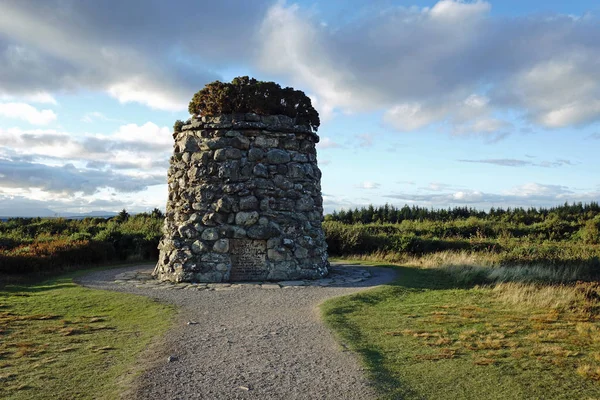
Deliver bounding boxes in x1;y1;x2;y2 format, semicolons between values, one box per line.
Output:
201;228;219;241
278;280;306;286
254;136;278;148
202;212;225;226
291;152;308;163
191;240;208;254
214;147;242;161
266;149;291;164
267;237;280;249
239;195;259;210
215;197;234;213
296;196;315;211
245;113;261;122
247;225;279;240
215;263;229;272
213;239;230;253
294;246;309;258
248;148;264;162
253;163;269;178
235;211;259;226
231;136;250;150
268;248;288;261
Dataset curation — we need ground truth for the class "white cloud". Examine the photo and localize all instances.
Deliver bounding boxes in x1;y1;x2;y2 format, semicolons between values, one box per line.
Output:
504;183;572;198
107;80;188;112
0;1;222;111
26;92;58;105
322;194;370;214
0;102;57;125
0;158;163;195
82;112;108;123
356;181;381;190
429;0;491;21
459;158;575;168
258;1;600;134
0;122;172;171
384;103;445;131
111;122;172;146
258;2;374;115
316;137;341;149
424;182;458;191
384;182;597;209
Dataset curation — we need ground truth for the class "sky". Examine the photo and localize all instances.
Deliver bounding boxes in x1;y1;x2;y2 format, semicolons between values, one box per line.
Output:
1;0;600;216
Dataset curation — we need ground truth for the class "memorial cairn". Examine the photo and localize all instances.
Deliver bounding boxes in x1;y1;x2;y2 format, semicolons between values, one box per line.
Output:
153;77;329;283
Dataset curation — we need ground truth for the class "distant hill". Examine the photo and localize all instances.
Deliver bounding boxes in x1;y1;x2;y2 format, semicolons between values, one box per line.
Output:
62;211;119;220
0;209;118;219
0;207;57;218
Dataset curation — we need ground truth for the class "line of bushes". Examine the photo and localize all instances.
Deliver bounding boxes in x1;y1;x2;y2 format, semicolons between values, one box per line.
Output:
323;221;600;270
0;211;163;276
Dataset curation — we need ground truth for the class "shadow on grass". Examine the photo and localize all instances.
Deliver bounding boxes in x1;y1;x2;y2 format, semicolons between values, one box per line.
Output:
0;260;157;290
323;263;483;398
0;281;74;295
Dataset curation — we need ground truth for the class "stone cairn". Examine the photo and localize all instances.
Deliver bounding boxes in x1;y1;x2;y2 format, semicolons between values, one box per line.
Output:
153;113;329;282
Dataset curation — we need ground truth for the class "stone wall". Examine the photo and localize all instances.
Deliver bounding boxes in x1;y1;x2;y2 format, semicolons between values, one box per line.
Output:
153;113;329;282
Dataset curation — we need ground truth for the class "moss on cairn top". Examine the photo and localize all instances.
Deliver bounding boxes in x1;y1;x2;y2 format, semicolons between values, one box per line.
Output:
186;76;320;132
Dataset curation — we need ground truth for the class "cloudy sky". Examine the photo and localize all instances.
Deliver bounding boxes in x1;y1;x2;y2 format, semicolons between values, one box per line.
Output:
1;0;600;216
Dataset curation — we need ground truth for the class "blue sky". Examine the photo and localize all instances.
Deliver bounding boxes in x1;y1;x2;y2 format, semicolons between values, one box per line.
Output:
0;0;599;216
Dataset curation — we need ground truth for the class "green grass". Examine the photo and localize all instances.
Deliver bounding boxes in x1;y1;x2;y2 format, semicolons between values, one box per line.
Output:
322;262;600;399
0;266;174;399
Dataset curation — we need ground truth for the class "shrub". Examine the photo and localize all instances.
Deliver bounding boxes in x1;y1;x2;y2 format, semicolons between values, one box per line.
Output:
188;76;320;132
0;240;115;275
173;119;185;133
582;217;600;245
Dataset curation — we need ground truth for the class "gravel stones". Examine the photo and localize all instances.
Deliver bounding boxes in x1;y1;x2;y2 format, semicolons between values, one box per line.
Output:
76;263;394;400
114;263;373;291
154;114;329;283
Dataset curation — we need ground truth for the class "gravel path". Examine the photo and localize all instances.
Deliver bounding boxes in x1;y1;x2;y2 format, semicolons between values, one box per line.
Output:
77;263;396;400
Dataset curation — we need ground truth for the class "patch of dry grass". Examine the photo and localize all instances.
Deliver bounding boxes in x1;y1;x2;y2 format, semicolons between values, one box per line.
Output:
323;260;600;399
0;273;174;399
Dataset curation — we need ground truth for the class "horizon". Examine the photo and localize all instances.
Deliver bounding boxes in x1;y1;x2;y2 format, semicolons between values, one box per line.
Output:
2;200;599;219
1;0;600;215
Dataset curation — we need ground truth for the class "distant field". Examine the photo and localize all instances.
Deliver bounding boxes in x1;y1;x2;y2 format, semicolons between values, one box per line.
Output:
323;259;600;399
3;202;600;278
0;210;163;276
324;203;600;277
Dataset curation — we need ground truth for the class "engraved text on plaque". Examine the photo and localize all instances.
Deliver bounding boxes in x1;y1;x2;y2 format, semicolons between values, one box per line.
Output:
229;239;268;281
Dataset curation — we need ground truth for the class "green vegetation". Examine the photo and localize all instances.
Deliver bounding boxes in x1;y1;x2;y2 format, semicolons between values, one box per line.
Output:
0;209;163;276
322;260;600;399
323;203;600;398
0;266;174;399
324;203;600;274
188;76;320;132
173;119;185;133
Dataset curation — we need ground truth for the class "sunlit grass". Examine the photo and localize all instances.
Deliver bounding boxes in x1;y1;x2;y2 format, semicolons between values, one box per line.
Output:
322;259;600;399
0;270;174;399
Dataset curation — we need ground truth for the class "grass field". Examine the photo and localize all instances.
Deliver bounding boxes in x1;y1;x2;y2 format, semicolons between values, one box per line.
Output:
322;259;600;399
0;266;174;399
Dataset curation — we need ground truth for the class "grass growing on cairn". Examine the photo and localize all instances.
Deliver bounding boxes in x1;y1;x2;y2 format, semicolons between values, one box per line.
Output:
322;257;600;399
0;266;174;400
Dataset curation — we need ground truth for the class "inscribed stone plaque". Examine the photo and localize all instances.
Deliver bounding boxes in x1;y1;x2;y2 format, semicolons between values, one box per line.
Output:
229;239;268;281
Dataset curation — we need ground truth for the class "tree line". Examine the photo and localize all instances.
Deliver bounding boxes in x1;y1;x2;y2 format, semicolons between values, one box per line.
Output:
326;202;600;225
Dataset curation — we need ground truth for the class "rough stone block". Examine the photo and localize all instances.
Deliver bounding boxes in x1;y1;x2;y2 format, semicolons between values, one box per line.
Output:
234;211;259;226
